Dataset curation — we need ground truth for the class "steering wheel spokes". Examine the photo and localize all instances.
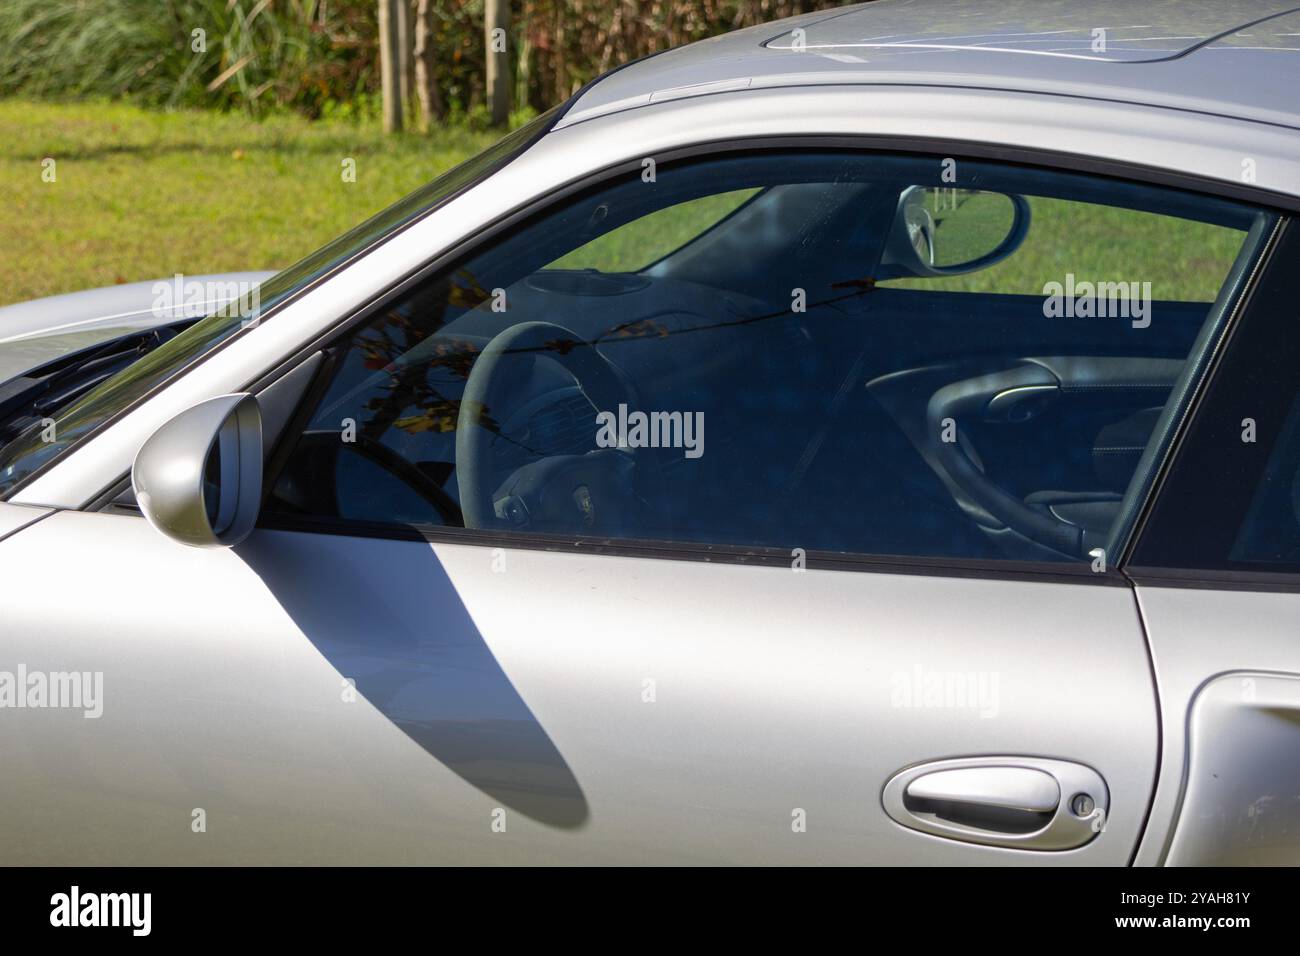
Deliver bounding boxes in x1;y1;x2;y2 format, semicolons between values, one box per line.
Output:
456;322;648;533
490;447;638;535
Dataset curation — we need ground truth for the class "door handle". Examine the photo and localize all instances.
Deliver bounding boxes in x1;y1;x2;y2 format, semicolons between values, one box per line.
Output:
905;766;1060;813
882;756;1108;851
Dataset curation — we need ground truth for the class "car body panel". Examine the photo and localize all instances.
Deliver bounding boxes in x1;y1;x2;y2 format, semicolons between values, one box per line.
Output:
1132;587;1300;865
0;501;51;543
0;510;1156;864
2;0;1298;866
759;0;1289;62
0;272;275;382
559;1;1300;133
1159;671;1300;866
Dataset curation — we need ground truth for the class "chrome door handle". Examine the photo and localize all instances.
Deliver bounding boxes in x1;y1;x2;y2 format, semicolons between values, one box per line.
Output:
882;756;1108;851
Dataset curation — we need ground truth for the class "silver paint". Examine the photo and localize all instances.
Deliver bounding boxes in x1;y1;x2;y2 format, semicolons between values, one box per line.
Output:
131;393;262;548
882;756;1109;851
2;0;1295;864
0;512;1155;863
1163;672;1300;866
1133;586;1300;866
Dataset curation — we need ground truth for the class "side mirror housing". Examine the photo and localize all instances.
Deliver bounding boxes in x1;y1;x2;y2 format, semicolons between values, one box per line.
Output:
132;393;262;548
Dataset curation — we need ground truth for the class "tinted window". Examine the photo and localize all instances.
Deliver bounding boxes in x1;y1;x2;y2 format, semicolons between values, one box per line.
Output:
265;151;1268;565
1129;221;1300;575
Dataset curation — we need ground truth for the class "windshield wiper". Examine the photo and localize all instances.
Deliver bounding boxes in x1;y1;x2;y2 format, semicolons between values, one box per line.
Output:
0;322;188;444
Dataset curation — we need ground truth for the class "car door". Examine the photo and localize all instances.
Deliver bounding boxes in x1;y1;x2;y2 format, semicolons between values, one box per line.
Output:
1122;220;1300;866
0;145;1272;865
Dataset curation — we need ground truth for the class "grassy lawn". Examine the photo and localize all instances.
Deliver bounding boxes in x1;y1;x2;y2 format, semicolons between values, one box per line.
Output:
0;99;501;306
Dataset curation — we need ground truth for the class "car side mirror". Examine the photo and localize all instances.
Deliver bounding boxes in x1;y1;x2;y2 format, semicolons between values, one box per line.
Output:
132;393;262;548
880;185;1031;279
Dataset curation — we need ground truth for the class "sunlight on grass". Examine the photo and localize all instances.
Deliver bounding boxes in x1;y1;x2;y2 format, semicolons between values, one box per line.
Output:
0;99;501;305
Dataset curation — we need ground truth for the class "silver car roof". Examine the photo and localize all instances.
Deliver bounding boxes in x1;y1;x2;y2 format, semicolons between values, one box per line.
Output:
558;0;1300;131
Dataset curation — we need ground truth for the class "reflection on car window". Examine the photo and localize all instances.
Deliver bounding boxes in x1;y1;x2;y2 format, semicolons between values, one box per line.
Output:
547;188;762;273
883;192;1243;298
264;151;1270;565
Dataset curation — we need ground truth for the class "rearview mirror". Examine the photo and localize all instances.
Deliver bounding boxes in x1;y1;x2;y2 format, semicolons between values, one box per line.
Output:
880;186;1031;278
132;393;262;548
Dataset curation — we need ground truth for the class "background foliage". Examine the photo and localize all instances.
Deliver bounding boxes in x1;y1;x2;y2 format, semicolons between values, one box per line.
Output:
0;1;857;303
0;0;844;121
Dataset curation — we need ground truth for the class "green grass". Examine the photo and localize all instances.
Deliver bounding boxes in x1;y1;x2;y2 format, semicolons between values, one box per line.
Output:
924;189;1017;267
0;99;501;306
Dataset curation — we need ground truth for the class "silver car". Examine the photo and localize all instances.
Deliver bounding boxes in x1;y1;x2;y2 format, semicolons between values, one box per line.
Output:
2;0;1300;866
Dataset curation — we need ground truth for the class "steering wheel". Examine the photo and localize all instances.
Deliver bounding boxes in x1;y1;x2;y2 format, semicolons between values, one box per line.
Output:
925;362;1089;558
284;430;464;525
455;321;654;532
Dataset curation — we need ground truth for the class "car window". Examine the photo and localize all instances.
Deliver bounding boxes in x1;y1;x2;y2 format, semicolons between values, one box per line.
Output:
1128;221;1300;576
1232;395;1300;565
547;188;762;273
883;190;1243;300
263;151;1271;566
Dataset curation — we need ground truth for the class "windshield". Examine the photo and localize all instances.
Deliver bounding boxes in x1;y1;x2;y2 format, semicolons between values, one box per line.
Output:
0;108;556;498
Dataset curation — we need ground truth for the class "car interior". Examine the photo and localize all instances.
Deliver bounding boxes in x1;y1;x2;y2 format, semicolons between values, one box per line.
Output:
265;152;1263;564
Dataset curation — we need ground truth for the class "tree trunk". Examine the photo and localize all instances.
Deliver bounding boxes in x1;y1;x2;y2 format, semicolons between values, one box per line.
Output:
413;0;445;127
379;0;403;133
397;0;414;123
485;0;511;128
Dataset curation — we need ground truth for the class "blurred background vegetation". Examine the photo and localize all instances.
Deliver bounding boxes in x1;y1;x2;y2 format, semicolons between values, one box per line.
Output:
0;1;843;125
0;0;849;304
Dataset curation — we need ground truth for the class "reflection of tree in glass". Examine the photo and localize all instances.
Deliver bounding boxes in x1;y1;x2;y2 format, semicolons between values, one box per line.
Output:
351;266;880;454
353;269;499;442
600;318;671;340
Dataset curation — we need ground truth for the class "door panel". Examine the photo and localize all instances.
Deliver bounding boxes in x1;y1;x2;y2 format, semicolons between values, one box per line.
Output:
0;511;1155;863
1132;589;1300;866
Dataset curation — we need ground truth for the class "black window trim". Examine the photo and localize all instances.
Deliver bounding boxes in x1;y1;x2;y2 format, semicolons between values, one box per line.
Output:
85;134;1292;585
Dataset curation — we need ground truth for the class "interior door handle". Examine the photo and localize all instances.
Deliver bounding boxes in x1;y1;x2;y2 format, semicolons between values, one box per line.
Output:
883;756;1108;851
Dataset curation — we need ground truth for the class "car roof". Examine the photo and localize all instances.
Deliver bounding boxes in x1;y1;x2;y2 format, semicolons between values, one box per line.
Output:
558;0;1300;131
